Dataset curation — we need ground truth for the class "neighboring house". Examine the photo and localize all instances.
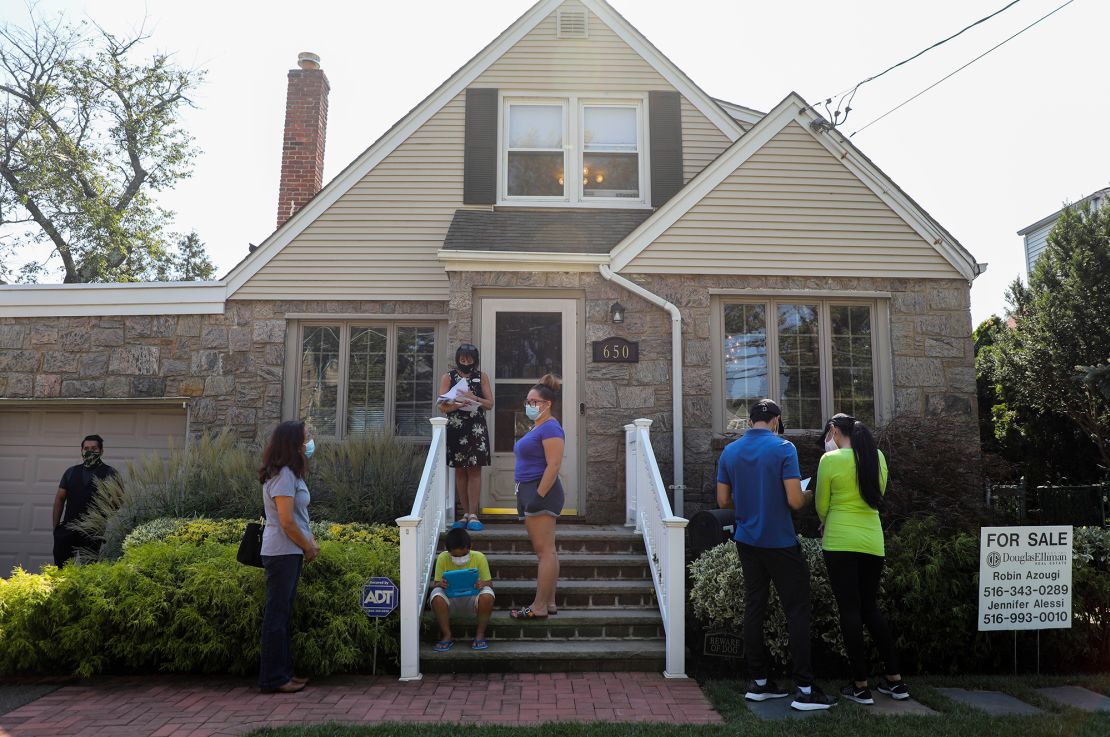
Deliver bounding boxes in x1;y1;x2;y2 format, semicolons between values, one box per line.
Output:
0;0;984;571
1018;186;1110;273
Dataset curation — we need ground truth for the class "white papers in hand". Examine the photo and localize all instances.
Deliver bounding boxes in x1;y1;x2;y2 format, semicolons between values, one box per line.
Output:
801;477;812;491
439;378;479;411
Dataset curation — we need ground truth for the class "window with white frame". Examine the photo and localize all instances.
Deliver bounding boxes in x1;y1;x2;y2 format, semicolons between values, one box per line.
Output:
296;322;440;439
719;300;883;431
502;96;646;205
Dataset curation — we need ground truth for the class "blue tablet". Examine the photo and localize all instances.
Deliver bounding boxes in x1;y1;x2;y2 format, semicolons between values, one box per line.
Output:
443;568;479;598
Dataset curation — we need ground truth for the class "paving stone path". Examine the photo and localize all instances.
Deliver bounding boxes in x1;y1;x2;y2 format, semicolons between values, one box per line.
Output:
935;687;1043;716
746;693;936;721
0;672;722;737
1035;686;1110;712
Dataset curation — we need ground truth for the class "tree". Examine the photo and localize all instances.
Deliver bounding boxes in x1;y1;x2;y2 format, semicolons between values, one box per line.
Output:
992;202;1110;482
154;231;215;281
0;7;207;283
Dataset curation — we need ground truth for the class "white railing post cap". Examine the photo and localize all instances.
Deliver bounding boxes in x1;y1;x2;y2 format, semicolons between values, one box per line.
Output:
623;423;636;431
633;418;653;429
396;515;422;528
428;417;448;428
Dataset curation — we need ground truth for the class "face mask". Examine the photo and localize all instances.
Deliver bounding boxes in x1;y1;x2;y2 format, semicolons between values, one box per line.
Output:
457;364;473;374
304;438;316;458
824;438;839;453
524;404;541;421
82;450;102;468
450;553;471;565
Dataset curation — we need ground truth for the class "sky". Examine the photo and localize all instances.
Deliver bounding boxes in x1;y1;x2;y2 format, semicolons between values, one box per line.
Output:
3;0;1108;325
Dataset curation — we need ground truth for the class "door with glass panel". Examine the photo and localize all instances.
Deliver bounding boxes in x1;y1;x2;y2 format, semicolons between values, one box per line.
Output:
478;298;578;515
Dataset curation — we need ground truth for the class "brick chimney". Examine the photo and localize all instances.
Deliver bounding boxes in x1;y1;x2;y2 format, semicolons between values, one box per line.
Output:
276;52;330;229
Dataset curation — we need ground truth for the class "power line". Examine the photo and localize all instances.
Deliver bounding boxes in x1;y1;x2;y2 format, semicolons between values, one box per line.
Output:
849;0;1078;136
822;0;1026;126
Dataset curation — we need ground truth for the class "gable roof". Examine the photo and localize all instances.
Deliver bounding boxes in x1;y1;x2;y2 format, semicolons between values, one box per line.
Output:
608;92;983;281
1017;186;1110;236
223;0;744;296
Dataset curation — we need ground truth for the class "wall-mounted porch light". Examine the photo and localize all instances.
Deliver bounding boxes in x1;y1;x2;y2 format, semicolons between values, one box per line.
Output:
609;302;625;324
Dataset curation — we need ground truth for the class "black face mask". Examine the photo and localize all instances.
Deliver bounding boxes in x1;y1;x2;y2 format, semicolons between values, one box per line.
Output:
457;364;474;374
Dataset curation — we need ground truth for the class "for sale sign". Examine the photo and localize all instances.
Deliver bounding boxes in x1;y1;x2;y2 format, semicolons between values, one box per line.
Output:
978;526;1072;631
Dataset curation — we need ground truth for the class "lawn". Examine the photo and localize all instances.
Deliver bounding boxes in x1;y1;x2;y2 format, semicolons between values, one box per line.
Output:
244;673;1110;737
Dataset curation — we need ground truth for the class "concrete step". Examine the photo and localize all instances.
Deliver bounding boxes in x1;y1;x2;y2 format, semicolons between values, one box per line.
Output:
422;608;664;641
419;638;666;673
450;524;645;554
485;552;651;580
490;579;658;609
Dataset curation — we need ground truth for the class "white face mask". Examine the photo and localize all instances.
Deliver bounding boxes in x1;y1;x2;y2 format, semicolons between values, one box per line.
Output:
824;438;839;453
450;553;471;565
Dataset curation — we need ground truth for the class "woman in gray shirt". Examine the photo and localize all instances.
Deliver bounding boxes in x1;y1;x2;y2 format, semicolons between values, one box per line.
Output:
258;420;320;693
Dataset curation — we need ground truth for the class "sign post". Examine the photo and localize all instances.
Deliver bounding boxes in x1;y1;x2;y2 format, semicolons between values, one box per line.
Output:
978;526;1072;673
361;576;398;675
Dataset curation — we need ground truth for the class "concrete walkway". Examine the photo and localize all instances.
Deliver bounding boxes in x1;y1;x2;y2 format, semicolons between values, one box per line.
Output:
0;672;722;737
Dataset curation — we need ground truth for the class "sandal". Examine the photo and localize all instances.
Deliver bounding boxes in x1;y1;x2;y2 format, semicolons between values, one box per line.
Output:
433;640;454;652
510;606;548;620
471;639;489;651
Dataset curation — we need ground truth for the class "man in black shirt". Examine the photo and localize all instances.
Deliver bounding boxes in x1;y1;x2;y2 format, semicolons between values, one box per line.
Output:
53;434;118;566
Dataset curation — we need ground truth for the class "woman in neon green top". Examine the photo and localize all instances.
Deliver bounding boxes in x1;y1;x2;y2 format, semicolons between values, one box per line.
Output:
816;414;908;705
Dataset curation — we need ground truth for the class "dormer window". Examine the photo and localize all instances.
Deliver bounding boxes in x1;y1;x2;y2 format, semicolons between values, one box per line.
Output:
500;95;648;207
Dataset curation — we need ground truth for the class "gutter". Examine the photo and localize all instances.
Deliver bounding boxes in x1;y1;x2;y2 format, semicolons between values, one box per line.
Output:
599;265;684;516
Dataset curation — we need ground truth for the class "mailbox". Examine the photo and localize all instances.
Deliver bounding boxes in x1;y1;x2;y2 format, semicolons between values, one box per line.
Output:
688;508;736;559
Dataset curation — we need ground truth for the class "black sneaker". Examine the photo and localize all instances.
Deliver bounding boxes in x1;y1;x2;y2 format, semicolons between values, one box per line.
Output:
840;683;874;705
745;680;790;701
790;685;838;711
876;677;910;700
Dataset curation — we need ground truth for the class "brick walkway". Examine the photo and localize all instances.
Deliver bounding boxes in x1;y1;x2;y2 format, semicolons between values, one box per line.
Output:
0;672;722;736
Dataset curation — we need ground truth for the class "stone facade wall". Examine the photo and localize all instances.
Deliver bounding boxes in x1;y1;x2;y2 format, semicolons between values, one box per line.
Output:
0;299;447;441
447;271;976;522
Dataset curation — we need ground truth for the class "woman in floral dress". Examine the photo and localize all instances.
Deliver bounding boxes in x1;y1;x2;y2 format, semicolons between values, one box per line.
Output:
437;343;492;531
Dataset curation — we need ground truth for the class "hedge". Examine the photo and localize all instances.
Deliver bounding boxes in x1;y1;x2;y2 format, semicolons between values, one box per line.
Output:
0;520;400;677
689;519;1110;674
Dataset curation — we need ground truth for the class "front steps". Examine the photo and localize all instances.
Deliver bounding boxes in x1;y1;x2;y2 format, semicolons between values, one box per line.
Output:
420;523;666;673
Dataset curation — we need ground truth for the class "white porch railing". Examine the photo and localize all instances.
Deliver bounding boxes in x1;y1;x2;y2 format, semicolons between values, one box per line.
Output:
396;416;454;681
624;418;689;678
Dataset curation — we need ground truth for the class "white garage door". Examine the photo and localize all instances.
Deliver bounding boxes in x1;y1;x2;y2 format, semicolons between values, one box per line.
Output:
0;402;187;574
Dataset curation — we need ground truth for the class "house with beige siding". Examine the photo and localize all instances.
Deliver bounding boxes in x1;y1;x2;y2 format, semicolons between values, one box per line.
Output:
0;0;983;573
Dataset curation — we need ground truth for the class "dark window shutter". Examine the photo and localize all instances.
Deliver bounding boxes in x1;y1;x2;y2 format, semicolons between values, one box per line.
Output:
649;90;683;207
464;88;498;205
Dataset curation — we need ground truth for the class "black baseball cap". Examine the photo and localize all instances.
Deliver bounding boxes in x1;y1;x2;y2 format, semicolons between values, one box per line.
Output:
749;399;782;423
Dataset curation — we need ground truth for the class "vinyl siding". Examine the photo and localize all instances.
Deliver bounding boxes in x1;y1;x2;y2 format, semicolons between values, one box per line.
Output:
232;94;465;300
233;0;733;299
1024;222;1052;274
628;122;961;278
681;97;731;183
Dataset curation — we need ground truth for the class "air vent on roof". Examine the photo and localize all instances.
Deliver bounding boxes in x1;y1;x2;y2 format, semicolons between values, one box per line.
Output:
557;9;589;39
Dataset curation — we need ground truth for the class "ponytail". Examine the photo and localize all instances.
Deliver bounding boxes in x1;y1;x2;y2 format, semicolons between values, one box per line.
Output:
532;373;561;402
830;413;883;510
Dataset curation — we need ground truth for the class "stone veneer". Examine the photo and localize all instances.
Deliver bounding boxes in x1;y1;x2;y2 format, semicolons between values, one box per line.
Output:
448;271;977;520
2;275;975;522
0;300;447;441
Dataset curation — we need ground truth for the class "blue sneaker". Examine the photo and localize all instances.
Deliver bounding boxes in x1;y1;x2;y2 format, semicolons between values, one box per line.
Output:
451;518;466;529
466;517;484;531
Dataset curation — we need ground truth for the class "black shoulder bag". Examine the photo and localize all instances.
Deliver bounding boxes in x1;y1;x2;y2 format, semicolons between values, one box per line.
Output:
237;517;265;567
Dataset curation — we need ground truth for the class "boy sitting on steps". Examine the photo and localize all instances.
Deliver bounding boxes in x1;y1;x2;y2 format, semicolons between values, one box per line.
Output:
428;527;495;651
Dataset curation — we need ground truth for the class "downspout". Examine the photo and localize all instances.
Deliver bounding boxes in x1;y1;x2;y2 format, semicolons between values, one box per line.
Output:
599;265;684;516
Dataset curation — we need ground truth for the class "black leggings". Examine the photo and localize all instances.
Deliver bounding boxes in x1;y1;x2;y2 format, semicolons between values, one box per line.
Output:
823;550;900;682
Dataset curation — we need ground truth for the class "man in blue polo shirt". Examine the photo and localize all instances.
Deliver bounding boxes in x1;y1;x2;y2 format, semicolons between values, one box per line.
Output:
717;399;836;711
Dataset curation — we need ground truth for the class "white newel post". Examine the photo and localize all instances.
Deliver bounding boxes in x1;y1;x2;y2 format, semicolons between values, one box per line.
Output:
396;514;421;681
663;516;689;678
634;418;653;532
624;423;637;528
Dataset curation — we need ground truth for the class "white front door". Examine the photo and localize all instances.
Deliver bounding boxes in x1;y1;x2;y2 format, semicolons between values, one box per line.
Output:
479;298;578;516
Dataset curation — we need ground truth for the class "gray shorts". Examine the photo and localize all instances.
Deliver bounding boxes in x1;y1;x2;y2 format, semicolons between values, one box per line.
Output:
515;477;565;519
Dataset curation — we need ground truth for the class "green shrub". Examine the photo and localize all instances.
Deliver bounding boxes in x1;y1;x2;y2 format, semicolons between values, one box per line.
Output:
122;518;399;551
0;527;400;677
688;537;845;664
688;519;1110;674
308;432;424;526
72;430;261;559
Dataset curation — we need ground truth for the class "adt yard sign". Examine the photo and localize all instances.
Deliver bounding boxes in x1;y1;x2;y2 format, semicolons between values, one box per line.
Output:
361;576;397;618
978;526;1072;631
